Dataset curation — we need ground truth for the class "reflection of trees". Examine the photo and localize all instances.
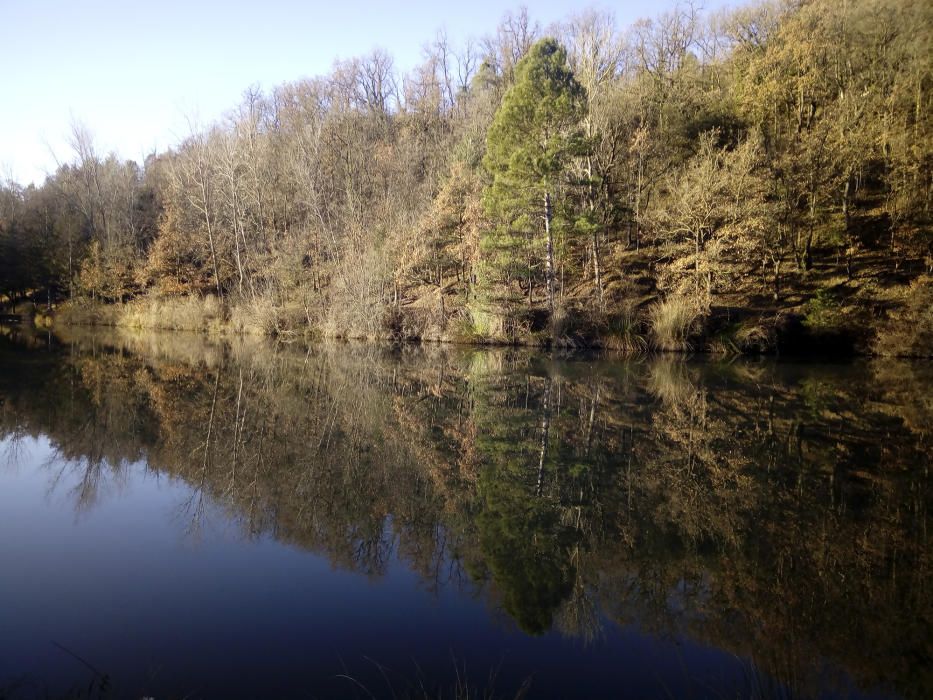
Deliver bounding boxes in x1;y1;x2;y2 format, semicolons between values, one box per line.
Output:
470;374;577;635
0;330;930;698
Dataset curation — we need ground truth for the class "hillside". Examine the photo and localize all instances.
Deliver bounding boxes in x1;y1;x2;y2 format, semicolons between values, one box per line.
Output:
1;0;930;355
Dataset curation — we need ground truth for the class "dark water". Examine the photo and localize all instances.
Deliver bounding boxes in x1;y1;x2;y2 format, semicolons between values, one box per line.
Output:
0;326;930;700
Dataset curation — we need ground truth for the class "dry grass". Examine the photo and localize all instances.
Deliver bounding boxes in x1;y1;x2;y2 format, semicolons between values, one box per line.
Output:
55;295;225;333
120;295;226;332
229;294;282;336
602;308;649;355
649;296;702;352
708;316;780;355
56;293;318;339
55;300;122;327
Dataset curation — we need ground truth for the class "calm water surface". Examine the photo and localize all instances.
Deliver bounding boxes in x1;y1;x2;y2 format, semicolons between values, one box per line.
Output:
0;327;930;699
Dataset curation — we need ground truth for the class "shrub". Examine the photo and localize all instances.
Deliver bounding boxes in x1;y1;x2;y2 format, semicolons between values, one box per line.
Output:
708;316;779;355
873;276;933;358
802;289;843;331
55;300;121;327
230;293;281;336
54;295;226;333
465;304;507;342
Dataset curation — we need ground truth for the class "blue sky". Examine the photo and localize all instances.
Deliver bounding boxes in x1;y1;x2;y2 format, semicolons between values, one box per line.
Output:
1;0;733;186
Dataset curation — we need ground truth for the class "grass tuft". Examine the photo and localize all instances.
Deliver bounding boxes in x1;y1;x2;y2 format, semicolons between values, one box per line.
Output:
649;296;701;352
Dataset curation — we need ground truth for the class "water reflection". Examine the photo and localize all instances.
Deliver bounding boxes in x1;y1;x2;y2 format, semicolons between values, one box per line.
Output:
0;326;930;698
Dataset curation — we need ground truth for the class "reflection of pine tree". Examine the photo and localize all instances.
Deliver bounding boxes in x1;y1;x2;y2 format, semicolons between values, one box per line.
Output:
476;482;574;634
473;376;575;634
469;367;621;636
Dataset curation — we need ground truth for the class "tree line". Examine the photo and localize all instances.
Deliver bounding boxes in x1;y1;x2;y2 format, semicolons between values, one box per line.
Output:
1;0;930;352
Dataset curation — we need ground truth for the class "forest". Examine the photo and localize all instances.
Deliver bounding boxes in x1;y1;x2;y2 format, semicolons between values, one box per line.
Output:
0;0;930;354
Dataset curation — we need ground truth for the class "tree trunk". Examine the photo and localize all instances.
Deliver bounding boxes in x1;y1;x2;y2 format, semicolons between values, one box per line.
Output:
592;231;603;304
230;186;246;297
205;219;223;300
634;151;644;251
196;169;223;300
68;237;73;300
842;178;851;232
773;255;782;302
805;189;816;272
584;154;603;302
544;192;555;314
438;271;445;326
805;229;814;272
695;231;702;301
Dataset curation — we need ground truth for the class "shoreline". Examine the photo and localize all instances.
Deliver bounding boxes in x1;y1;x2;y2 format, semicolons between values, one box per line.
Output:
12;294;932;360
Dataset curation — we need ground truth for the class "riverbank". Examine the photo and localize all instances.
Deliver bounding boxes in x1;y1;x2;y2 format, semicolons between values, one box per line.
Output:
35;263;933;359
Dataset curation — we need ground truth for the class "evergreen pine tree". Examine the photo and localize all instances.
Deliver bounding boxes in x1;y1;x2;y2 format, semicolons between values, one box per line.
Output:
481;38;587;321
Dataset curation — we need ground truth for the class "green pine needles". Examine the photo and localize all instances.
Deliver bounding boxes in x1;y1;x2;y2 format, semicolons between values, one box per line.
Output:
481;38;587;323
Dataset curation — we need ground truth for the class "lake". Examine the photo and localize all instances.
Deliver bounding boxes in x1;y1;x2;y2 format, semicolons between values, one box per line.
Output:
0;326;930;699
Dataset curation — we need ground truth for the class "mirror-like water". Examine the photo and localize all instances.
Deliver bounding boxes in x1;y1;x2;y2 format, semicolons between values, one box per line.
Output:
0;327;930;699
